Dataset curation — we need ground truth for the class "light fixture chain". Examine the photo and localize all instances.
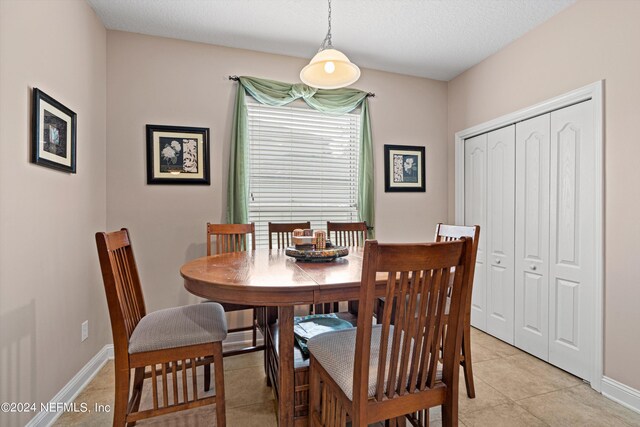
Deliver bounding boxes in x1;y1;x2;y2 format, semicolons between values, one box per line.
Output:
320;0;333;51
327;0;332;46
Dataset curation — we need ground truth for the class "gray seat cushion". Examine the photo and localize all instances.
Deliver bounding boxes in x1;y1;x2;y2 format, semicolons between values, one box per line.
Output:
129;302;228;354
308;325;442;400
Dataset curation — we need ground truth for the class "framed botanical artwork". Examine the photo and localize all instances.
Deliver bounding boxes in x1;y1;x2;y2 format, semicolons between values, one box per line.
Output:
146;124;210;185
384;144;426;192
31;88;77;173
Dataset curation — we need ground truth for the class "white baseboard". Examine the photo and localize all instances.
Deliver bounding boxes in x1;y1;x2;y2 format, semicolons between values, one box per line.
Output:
602;376;640;415
26;345;114;427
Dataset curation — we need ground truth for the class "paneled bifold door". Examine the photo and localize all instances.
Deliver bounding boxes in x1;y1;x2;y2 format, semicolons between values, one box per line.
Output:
465;126;516;344
464;134;488;331
548;101;595;381
486;126;516;344
515;114;550;361
465;100;595;382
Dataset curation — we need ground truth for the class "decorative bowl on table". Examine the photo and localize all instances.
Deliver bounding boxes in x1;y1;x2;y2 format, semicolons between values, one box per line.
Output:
285;245;349;262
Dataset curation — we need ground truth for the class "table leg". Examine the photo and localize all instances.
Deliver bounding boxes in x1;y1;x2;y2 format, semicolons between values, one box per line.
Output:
278;305;295;427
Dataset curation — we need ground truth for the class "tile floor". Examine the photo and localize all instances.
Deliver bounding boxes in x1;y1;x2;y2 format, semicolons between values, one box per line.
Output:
54;328;640;426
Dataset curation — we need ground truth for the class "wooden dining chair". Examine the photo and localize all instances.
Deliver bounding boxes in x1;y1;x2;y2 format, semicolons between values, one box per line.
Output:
268;221;311;249
206;223;262;355
374;224;480;399
307;238;474;426
433;224;480;399
324;221;369;314
326;221;368;247
263;221;312;382
266;220;314;318
96;229;226;427
267;221;333;315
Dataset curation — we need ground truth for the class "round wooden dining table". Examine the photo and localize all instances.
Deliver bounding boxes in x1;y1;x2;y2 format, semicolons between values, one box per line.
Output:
181;247;378;427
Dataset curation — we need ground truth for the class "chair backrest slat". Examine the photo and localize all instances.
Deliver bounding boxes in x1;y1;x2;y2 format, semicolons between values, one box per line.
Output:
96;229;147;348
427;267;451;387
397;270;422;396
327;221;367;247
207;223;255;255
353;238;473;407
385;270;409;397
407;269;432;393
268;222;311;249
113;248;136;336
375;273;397;400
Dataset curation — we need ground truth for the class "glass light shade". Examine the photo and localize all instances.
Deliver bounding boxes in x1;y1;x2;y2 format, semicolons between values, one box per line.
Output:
300;48;361;89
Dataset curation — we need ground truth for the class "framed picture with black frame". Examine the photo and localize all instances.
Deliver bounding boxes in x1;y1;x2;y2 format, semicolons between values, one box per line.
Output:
31;88;77;173
146;124;210;185
384;144;426;192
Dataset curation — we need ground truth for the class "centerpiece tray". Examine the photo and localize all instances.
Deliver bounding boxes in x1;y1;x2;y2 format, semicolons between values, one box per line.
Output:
285;245;349;262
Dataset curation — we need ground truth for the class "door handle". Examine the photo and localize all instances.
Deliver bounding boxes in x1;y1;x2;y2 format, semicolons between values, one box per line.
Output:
496;259;501;264
530;265;537;271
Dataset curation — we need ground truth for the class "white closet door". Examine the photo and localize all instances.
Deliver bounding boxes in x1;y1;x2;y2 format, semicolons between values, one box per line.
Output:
485;126;516;344
515;115;550;359
464;133;487;331
548;100;595;381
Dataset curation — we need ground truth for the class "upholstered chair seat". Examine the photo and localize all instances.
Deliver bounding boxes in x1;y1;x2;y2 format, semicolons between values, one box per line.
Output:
308;325;441;401
129;302;227;354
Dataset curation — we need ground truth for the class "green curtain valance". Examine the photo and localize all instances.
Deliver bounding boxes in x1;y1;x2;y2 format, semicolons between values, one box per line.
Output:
226;76;375;237
238;76;369;114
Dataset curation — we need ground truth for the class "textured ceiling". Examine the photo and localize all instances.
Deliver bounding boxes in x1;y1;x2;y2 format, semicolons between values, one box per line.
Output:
87;0;575;81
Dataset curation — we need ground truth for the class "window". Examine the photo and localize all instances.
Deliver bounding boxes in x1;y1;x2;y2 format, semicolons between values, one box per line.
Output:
246;98;361;248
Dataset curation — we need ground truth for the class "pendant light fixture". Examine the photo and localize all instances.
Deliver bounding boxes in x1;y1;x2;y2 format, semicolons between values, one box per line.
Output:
300;0;360;89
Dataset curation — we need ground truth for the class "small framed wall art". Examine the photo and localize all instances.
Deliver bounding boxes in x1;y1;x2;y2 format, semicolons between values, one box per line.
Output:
146;124;210;185
31;88;77;173
384;144;426;192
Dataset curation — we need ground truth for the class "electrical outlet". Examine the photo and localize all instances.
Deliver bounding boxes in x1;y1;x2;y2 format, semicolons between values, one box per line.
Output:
81;320;89;342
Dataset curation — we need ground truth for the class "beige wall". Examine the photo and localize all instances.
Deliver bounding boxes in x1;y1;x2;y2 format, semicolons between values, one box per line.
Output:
106;31;449;314
0;0;108;425
447;0;640;390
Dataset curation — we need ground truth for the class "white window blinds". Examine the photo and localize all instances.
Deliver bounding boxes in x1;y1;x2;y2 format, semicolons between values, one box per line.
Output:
246;98;361;248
